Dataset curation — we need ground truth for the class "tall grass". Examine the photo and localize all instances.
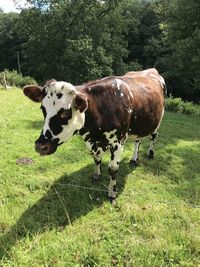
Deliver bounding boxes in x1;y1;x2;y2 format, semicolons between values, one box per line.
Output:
165;96;200;116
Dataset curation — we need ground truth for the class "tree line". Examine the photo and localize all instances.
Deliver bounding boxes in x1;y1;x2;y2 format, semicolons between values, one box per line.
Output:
0;0;200;101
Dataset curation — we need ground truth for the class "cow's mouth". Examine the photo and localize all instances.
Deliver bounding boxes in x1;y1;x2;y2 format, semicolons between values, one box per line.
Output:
35;143;58;156
35;138;59;156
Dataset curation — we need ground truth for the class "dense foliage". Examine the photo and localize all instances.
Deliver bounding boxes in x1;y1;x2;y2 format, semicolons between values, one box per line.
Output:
0;0;200;101
165;97;200;116
0;70;37;87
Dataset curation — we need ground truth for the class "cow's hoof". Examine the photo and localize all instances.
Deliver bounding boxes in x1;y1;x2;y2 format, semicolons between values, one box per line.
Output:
147;150;154;159
129;160;137;167
109;197;116;206
92;174;101;182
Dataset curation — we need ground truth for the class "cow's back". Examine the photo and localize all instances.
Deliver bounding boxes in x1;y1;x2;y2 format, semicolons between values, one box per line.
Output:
78;68;165;141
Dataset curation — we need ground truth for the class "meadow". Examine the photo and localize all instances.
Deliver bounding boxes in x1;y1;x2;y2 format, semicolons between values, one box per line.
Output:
0;88;200;266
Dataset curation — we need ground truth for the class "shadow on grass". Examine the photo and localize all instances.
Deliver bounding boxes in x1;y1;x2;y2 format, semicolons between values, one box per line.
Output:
0;160;132;260
172;143;200;205
123;112;200;206
23;119;43;130
142;136;200;206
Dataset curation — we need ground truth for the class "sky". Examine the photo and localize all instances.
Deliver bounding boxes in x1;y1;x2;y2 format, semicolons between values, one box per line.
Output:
0;0;26;13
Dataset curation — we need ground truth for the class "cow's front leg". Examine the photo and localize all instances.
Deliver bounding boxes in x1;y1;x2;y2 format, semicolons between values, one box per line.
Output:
92;155;102;181
108;143;123;203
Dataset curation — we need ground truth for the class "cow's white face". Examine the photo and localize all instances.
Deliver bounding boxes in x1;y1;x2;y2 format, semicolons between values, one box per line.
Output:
24;80;88;155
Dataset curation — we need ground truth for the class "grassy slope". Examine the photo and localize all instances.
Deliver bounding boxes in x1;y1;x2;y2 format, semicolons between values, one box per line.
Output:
0;88;200;266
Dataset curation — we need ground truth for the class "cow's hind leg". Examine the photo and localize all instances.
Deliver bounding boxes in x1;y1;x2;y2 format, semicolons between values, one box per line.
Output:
108;143;123;204
130;139;141;167
147;131;158;159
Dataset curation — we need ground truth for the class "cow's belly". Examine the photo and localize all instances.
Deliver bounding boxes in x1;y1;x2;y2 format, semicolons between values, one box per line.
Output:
129;107;163;138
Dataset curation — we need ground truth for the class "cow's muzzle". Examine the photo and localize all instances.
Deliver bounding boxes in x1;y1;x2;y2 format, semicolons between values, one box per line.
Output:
35;138;58;156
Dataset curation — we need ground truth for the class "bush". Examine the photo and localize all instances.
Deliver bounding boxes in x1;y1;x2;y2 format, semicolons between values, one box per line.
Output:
165;96;200;116
0;70;37;88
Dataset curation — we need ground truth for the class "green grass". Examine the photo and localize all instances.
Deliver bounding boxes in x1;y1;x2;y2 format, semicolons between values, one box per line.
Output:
0;88;200;266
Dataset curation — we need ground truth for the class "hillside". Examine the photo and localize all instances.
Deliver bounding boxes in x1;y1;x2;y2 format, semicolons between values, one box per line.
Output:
0;88;200;266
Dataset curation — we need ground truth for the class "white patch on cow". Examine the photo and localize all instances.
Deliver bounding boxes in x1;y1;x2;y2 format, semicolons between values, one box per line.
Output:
129;91;134;99
42;81;86;144
94;162;101;177
116;78;134;99
57;111;85;144
108;179;117;198
115;79;122;91
150;73;166;89
108;143;124;198
131;139;141;161
112;145;123;164
104;129;116;138
126;107;133;113
82;131;90;139
115;79;124;97
159;76;165;88
104;130;118;146
112;82;116;88
81;132;93;151
85;139;92;152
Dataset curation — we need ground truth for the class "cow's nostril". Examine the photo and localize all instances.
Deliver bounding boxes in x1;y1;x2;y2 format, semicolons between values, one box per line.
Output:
41;145;48;151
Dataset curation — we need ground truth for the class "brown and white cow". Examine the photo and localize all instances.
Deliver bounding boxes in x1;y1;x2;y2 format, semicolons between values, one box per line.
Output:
23;68;166;203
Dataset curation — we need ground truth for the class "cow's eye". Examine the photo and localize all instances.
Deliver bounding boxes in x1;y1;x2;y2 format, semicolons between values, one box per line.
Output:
60;109;71;118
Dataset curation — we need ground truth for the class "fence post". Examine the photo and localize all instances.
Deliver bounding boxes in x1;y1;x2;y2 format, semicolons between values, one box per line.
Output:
17;51;21;74
3;72;8;90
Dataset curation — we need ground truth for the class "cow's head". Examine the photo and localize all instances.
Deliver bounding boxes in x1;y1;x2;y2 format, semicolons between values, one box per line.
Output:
23;80;88;156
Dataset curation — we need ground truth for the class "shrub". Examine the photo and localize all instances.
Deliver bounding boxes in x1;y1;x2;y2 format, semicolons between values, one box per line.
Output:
0;70;37;88
165;96;200;116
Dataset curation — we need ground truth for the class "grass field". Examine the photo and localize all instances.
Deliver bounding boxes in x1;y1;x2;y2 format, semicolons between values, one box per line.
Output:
0;88;200;266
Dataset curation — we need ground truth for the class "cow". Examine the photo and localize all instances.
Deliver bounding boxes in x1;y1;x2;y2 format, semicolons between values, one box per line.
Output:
23;68;166;204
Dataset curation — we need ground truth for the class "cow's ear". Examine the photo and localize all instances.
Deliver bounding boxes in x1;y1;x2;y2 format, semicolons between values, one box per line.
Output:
74;93;88;113
23;85;45;102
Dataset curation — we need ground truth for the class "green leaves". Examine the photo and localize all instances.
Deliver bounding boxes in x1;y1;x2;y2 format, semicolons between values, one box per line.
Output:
1;0;200;101
159;0;200;100
14;1;128;83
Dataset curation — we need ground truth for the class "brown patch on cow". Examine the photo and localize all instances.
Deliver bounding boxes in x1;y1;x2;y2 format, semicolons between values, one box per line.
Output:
77;68;165;146
23;85;46;102
74;93;88;112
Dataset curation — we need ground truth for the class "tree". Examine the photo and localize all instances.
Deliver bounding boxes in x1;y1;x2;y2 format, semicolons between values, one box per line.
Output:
159;0;200;101
3;0;200;101
0;12;22;72
17;0;128;83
